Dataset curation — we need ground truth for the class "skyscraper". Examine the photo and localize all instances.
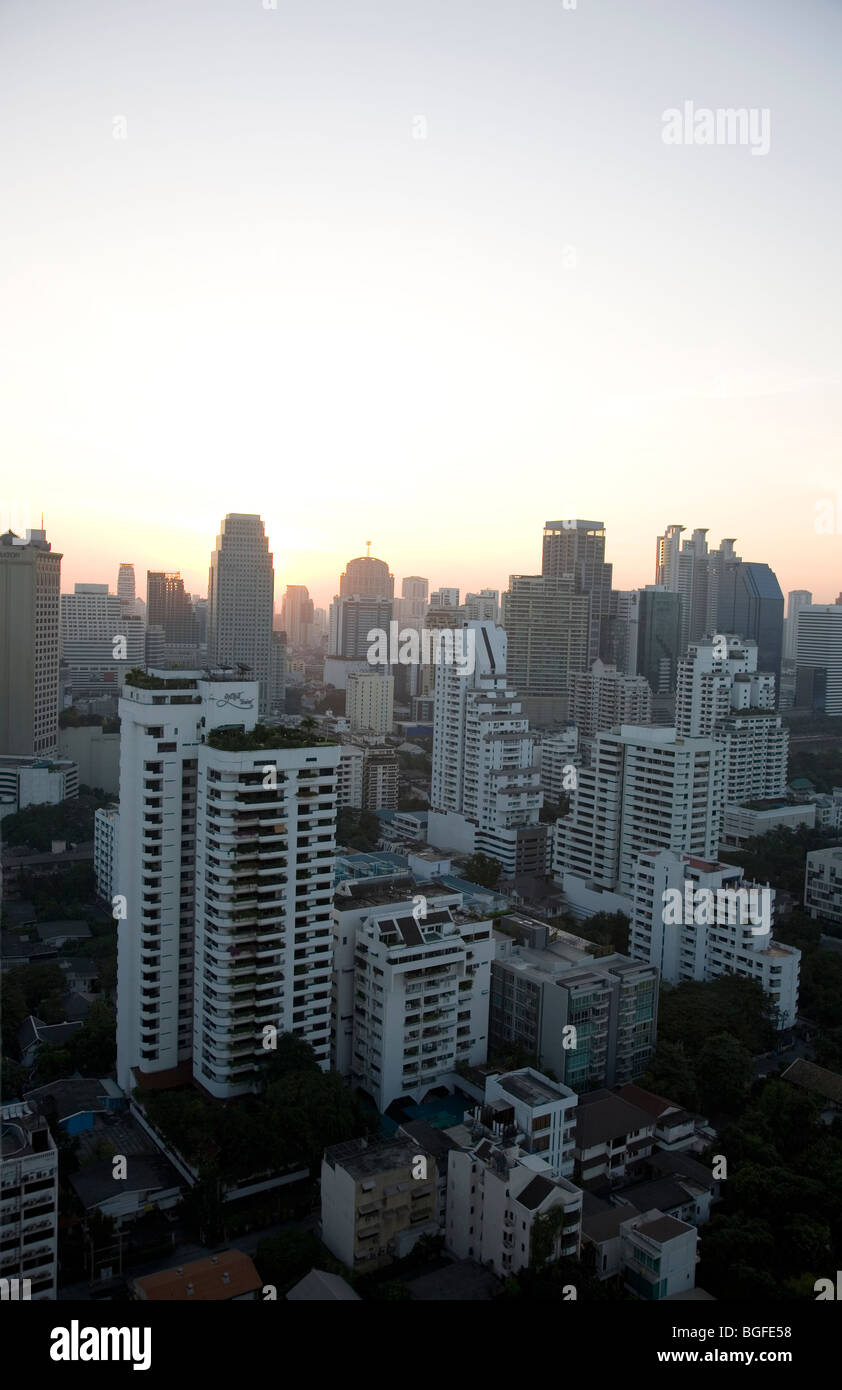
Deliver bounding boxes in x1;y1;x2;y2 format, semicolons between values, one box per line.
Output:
61;583;145;700
632;586;683;695
796;605;842;716
280;584;315;647
0;527;61;756
542;519;613;664
330;547;394;660
339;548;394;599
784;590;812;662
116;670;340;1096
502;574;589;716
207;514;275;715
117;563;136;614
716;559;784;689
146;571;199;648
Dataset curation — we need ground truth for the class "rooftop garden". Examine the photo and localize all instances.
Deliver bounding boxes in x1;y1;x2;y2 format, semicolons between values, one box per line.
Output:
123;668;198;690
208;722;337;752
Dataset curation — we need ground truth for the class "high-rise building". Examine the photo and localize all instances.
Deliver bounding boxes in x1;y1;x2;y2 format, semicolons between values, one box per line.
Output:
716;557;784;689
502;574;589;707
430;587;460;609
630;849;800;1028
116;670;340;1097
632;586;683;695
542;520;613;664
117;563;137;614
784;590;812;662
207;515;275;716
0;527;61;756
675;636;775;737
554;725;724;900
568;660;652;738
796;605;842;716
146;571;199;649
340;550;394;599
60;583;145;700
280;585;315;647
360;744;399;810
328;595;393;660
428;620;546;876
346;672;394;735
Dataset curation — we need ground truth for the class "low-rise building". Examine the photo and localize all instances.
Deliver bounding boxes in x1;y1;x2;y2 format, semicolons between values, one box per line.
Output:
804;846;842;927
620;1210;698;1301
721;798;815;847
0;1102;58;1300
132;1250;262;1301
573;1089;656;1188
321;1137;439;1272
0;754;79;815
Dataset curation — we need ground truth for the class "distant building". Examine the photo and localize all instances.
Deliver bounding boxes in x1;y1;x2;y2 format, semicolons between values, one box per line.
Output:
207;514;275;716
804;846;842;927
0;754;78;816
796;605;842;716
321;1137;438;1271
132;1251;262;1301
94;805;119;902
568;661;652;737
346;672;394;735
0;527;62;756
0;1102;58;1300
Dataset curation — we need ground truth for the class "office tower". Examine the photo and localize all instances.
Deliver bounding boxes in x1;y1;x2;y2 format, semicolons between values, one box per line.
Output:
716;557;784;688
116;670;340;1097
785;590;812;662
464;590;500;622
328;594;393;660
655;524;684;593
428;620;546;876
491;918;659;1089
60;583;145;700
207;515;275;716
430;586;460;609
270;629;286;715
117;562;137;614
554;725;724;900
502;575;589;714
796;604;842;716
633;586;683;695
568;660;652;737
0;1102;58;1300
630;850;800;1029
542;520;613;664
346;672;394;734
339;548;394;599
192;595;208;648
280;584;315;647
146;571;199;648
331;882;493;1108
0;527;61;756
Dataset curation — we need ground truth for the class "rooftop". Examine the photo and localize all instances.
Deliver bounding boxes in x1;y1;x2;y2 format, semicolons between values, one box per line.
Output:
324;1136;420;1179
576;1090;655;1148
496;1070;571;1108
133;1250;261;1301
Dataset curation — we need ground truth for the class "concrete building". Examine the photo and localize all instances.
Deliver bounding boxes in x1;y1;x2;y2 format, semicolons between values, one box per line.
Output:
59;723;121;795
94;805;119;903
631;849;800;1028
632;586;683;696
0;527;62;756
721;798;815;847
336;744;365;809
446;1136;582;1276
61;583;145;700
0;755;78;815
360;744;399;811
537;728;580;806
796;605;842;716
502;574;590;708
804;846;842;927
554;725;724;900
573;1088;656;1188
117;562;137;614
620;1210;698;1300
328;595;393;661
429;620;547;877
542;520;613;665
331;879;493;1109
346;672;394;735
207;515;275;716
0;1101;58;1300
568;661;652;738
115;670;340;1097
146;571;199;650
464;590;500;623
321;1137;438;1271
340;552;394;600
491;920;659;1090
785;590;812;662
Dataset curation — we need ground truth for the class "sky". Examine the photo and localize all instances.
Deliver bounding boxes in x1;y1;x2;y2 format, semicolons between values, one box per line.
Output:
1;0;840;611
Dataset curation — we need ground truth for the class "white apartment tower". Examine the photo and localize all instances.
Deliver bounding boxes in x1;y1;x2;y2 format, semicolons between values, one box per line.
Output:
785;590;812;663
796;605;842;717
207;514;275;716
0;528;61;756
116;670;340;1097
555;725;724;899
568;660;653;738
631;849;800;1028
429;621;546;876
60;584;145;700
0;1103;58;1300
346;672;394;735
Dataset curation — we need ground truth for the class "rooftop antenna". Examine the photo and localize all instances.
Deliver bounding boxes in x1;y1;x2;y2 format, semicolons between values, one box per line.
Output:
365;540;372;557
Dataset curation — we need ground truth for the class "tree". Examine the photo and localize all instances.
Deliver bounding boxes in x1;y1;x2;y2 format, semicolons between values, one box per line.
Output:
463;853;503;889
696;1033;754;1115
639;1040;698;1111
254;1230;324;1291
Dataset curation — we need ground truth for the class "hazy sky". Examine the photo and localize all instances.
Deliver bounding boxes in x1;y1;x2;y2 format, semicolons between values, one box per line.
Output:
2;0;840;609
